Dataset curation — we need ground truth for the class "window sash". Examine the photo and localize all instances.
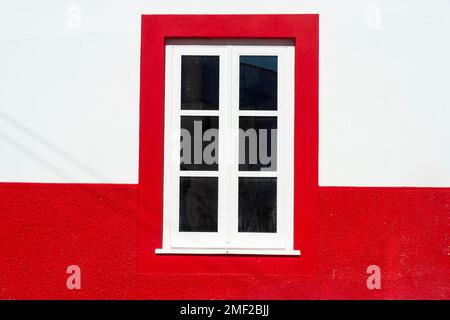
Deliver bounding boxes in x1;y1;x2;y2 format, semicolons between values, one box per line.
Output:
162;41;295;253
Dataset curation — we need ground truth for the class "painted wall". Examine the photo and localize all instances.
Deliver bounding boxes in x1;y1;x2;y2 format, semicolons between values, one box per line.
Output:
1;0;450;186
0;184;448;299
0;1;449;299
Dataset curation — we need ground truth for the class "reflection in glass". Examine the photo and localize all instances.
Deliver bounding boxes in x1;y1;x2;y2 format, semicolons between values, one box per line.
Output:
181;116;219;171
179;177;218;232
239;56;277;110
239;116;277;171
181;56;219;110
238;177;277;233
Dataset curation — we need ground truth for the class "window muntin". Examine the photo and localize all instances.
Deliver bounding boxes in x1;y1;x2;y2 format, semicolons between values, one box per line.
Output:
161;41;296;255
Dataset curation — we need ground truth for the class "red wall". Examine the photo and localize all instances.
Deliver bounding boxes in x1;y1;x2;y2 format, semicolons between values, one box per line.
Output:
0;183;448;299
138;14;319;275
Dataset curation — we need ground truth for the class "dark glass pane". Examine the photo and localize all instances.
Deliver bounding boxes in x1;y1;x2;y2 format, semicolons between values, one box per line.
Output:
239;116;277;171
238;177;277;233
239;56;277;110
181;56;219;110
179;177;218;232
181;116;218;171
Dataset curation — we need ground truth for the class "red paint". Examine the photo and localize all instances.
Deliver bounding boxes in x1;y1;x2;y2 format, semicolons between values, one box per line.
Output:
0;14;448;299
0;184;448;299
139;14;319;274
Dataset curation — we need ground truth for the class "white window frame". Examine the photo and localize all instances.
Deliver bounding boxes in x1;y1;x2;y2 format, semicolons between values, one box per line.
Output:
156;40;299;256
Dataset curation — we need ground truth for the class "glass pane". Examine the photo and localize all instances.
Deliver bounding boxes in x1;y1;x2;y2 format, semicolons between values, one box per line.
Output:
239;56;277;110
239;116;277;171
181;56;219;110
181;116;219;171
179;177;218;232
238;177;277;233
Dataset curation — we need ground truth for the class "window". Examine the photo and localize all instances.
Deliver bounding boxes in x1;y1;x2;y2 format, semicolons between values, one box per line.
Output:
157;40;298;255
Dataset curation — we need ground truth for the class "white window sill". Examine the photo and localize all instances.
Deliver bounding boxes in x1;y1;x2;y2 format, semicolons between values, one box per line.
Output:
155;248;301;256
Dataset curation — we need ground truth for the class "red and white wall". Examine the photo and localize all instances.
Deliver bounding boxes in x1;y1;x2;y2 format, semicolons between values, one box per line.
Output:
0;0;449;299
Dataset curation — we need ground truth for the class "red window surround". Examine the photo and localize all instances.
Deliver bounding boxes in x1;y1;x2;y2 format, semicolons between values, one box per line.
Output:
138;14;318;274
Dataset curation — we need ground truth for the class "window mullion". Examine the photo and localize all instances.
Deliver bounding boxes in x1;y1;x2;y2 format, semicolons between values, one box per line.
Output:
223;45;234;247
227;46;240;247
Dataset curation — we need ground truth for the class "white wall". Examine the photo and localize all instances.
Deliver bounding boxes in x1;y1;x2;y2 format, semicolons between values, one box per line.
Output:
0;0;449;186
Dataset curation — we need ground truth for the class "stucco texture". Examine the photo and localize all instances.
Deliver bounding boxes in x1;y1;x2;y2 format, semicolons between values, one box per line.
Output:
0;184;448;299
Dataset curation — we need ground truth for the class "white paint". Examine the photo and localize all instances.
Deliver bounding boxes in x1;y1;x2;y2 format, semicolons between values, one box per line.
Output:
162;42;295;253
155;248;300;256
0;0;449;186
